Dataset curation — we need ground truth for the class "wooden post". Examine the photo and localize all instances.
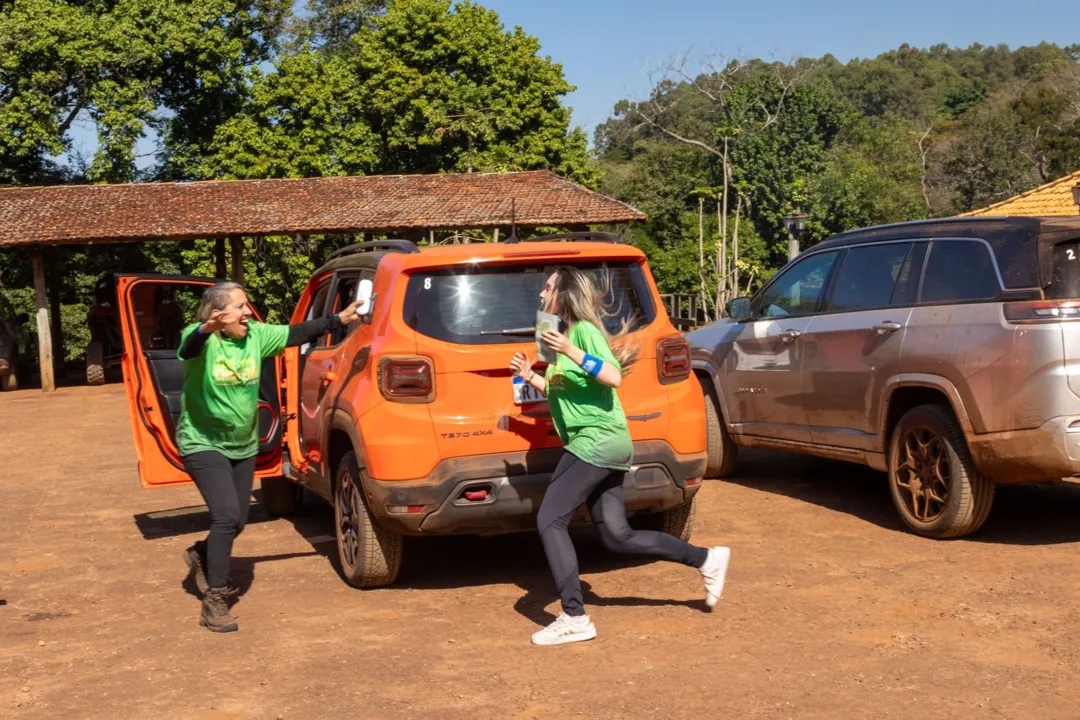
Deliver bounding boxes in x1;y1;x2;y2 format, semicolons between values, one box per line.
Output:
46;246;64;382
31;249;55;393
493;228;500;243
215;238;227;279
230;237;244;284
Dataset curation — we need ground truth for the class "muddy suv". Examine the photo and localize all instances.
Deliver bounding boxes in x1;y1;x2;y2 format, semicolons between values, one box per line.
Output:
116;234;707;587
688;216;1080;539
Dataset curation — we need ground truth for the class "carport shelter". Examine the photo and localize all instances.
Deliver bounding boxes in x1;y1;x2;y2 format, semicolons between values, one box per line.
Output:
0;170;645;392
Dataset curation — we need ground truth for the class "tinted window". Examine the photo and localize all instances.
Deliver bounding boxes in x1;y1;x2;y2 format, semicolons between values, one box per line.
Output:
404;263;655;345
891;242;927;306
328;273;372;345
302;280;332;352
754;251;839;319
827;244;911;312
920;241;1000;304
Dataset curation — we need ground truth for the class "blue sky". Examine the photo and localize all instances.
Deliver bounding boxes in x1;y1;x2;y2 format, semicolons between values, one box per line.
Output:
68;0;1080;168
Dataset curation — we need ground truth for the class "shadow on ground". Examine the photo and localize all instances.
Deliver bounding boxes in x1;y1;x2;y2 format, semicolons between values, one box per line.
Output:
140;488;708;624
723;449;1080;546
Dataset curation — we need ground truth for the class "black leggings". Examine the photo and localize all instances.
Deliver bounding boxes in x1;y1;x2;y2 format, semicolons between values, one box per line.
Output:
182;451;256;589
537;452;709;617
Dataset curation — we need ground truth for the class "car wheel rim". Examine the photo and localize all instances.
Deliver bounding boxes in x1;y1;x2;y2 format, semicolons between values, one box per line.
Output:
338;473;361;569
895;426;950;522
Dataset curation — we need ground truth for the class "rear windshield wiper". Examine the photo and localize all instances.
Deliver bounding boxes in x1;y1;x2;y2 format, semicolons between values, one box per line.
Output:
479;326;535;336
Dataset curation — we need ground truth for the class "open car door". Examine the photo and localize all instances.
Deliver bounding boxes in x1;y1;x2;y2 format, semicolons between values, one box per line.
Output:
116;275;284;488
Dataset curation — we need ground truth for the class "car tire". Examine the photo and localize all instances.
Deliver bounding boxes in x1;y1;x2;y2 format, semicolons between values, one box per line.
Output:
640;495;697;542
888;404;995;539
1;371;16;392
86;342;105;386
334;450;403;588
260;476;303;517
703;389;737;478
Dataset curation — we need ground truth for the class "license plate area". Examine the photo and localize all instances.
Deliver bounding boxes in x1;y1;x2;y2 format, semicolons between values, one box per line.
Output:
513;376;545;405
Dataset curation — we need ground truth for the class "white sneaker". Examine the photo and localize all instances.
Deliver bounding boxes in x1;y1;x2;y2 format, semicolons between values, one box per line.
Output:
530;613;597;646
700;546;731;609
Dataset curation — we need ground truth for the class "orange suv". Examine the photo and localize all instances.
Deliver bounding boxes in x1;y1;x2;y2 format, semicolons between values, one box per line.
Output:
117;234;708;587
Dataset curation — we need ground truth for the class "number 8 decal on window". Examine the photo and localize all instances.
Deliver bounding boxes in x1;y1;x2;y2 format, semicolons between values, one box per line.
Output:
424;277;432;289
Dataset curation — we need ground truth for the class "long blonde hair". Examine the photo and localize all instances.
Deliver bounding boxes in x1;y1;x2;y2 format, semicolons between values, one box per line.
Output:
551;266;640;369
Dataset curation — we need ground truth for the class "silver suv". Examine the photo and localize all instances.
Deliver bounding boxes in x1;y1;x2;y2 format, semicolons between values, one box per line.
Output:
688;216;1080;538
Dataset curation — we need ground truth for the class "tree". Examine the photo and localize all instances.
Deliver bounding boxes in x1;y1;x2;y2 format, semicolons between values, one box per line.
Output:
294;0;387;54
621;55;809;308
0;0;289;185
204;0;597;185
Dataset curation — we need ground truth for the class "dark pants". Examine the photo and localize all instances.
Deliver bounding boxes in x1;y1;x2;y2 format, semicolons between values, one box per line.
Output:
537;452;709;617
182;451;256;589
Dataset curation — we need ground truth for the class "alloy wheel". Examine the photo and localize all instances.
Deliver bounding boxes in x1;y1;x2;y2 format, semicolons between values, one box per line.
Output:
894;426;951;522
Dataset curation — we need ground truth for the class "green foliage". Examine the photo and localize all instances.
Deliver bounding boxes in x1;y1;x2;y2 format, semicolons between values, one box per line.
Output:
204;0;595;184
599;42;1080;296
0;0;595;365
0;0;289;185
807;117;928;239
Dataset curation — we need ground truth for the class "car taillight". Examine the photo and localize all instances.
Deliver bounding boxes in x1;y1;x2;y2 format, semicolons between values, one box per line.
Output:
378;357;434;402
657;337;691;384
1003;300;1080;324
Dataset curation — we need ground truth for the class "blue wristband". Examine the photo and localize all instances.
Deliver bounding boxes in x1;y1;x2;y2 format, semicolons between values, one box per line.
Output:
580;353;604;377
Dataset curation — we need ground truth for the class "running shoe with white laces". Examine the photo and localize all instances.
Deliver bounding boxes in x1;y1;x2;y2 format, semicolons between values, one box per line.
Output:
531;613;597;646
700;546;731;609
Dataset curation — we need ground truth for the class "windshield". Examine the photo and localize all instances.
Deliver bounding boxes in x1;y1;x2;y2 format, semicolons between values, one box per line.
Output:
403;262;656;345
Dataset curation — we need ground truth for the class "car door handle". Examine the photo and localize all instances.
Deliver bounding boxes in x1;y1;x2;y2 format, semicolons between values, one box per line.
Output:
873;321;902;334
779;329;802;342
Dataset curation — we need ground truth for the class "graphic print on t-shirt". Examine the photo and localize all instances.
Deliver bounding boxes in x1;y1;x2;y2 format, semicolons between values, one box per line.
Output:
212;355;258;386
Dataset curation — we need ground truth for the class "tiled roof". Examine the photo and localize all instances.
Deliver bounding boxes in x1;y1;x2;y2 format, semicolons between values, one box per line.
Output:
0;170;645;247
960;170;1080;217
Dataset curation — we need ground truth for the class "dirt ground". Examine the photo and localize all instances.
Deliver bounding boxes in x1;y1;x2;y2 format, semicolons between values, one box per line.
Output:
2;386;1080;719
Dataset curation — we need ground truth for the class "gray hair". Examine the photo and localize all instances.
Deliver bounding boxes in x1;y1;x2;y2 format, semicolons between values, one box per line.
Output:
196;282;246;322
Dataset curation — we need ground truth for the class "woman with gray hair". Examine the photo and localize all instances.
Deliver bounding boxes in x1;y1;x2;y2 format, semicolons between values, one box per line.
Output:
178;281;364;633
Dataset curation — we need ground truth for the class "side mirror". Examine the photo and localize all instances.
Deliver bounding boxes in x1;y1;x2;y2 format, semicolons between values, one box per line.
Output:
355;279;375;316
727;297;753;322
16;313;29;325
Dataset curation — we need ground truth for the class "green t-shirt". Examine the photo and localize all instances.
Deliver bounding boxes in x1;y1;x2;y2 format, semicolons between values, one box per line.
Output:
176;321;290;460
545;321;633;471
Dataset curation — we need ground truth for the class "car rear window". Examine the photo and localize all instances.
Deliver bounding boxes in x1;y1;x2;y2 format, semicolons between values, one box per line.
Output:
1046;240;1080;299
403;262;656;344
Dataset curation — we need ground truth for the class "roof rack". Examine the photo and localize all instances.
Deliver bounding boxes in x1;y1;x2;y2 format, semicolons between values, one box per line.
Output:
504;231;621;245
327;239;420;261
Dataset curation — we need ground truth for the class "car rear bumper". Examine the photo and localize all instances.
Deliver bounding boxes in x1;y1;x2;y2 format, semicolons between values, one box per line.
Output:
968;417;1080;483
362;440;706;535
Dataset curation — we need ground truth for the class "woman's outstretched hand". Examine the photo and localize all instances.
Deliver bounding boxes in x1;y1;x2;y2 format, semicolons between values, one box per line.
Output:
337;300;366;324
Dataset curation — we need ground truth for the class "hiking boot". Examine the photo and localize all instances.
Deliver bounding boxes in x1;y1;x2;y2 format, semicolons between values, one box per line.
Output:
183;542;209;594
530;613;597;646
700;546;731;609
200;587;238;633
